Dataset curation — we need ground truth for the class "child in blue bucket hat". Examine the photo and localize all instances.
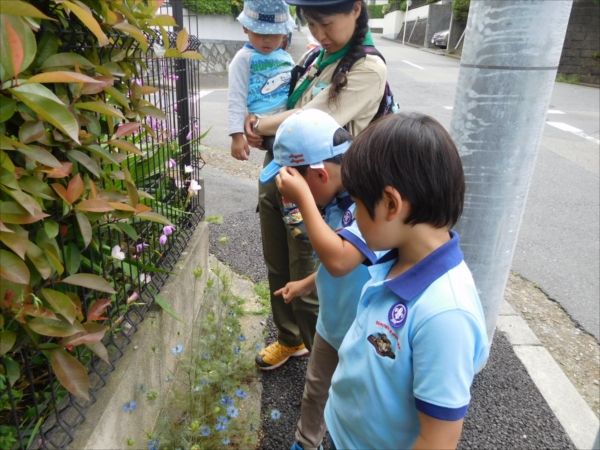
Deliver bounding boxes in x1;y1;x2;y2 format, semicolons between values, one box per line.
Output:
228;0;295;161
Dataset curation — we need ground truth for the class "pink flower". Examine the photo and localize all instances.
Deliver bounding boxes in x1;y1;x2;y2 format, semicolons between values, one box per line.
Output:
188;180;201;196
163;225;175;235
168;158;176;167
159;234;167;245
186;130;192;140
136;243;149;253
174;105;178;112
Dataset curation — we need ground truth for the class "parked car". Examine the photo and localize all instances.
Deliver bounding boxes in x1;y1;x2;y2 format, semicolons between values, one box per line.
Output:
431;29;449;49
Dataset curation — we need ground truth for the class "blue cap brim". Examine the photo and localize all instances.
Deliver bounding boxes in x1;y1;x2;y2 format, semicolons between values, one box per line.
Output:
259;160;282;184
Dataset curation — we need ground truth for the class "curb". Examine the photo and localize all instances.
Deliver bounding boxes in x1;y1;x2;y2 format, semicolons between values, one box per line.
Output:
498;301;599;449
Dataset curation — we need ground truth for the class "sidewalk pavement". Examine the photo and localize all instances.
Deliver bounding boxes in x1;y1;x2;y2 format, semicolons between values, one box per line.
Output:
200;27;599;449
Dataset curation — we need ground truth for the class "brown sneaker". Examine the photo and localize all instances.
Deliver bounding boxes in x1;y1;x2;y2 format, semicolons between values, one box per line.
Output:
255;342;309;370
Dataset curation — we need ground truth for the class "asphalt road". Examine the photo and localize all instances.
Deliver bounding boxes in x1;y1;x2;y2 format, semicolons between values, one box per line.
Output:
199;30;600;341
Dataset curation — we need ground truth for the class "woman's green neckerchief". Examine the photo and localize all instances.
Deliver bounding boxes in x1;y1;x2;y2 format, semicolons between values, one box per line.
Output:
286;30;375;110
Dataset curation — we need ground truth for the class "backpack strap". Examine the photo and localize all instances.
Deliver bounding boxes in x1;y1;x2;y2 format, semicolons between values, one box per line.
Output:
288;46;322;97
333;46;386;77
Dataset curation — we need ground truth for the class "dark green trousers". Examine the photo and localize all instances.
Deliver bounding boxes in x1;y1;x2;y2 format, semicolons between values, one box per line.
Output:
258;152;319;351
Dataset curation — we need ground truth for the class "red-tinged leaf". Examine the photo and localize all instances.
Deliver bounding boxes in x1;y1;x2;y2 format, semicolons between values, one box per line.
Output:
26;71;101;84
0;330;16;355
108;202;136;212
0;15;24;76
25;240;52;279
75;199;114;213
0;201;49;224
40;53;94;70
28;317;84;337
43;162;73;179
80;76;114;95
61;274;117;294
3;188;42;217
48;348;90;400
18;121;45;144
0;230;26;259
75;212;92;248
135;211;174;227
134;203;152;213
20;304;58;320
107;139;142;155
115;122;140;138
51;183;70;205
85;341;109;364
0;221;13;232
61;322;108;346
67;173;83;204
61;1;108;47
176;29;189;53
88;179;98;199
41;288;77;324
87;298;111;321
0;249;30;284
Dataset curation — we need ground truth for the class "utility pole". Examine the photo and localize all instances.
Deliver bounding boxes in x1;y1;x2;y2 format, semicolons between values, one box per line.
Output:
450;0;573;341
402;0;411;45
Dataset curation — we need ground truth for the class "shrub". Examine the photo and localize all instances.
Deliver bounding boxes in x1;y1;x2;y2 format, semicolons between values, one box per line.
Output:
367;4;385;19
184;0;244;17
453;0;471;21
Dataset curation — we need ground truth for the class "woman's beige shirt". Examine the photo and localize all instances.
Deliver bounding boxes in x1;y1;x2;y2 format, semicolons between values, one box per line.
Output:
293;51;387;137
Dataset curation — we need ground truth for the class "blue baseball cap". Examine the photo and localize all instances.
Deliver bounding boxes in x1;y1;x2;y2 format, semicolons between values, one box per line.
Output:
285;0;355;5
259;109;351;184
237;0;295;35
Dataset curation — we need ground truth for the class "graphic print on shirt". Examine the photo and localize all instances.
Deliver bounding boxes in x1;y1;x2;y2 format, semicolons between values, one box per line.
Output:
366;333;396;359
247;52;293;115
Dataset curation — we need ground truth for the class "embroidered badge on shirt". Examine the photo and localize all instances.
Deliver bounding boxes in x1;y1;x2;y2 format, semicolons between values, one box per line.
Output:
311;80;329;96
341;209;353;227
367;333;396;359
389;302;407;328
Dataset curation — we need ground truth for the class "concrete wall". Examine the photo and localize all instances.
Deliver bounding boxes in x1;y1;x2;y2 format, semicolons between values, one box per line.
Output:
383;10;404;39
399;17;428;46
197;40;245;74
446;14;467;54
558;0;600;85
425;3;452;48
369;18;385;33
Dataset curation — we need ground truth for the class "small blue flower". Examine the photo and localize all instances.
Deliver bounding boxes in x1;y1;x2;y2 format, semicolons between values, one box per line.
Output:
215;422;227;432
250;424;255;431
201;379;206;385
172;344;184;355
217;416;229;424
238;334;246;341
228;310;235;316
166;375;173;381
202;353;210;359
148;438;160;450
234;346;240;355
222;437;231;445
271;409;281;420
200;425;211;436
235;388;247;399
227;405;239;418
221;395;233;405
255;343;262;351
122;401;137;412
137;384;147;393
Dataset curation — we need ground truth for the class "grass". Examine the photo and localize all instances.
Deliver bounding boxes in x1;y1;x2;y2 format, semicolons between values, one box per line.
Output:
556;73;580;84
206;215;224;224
251;281;271;316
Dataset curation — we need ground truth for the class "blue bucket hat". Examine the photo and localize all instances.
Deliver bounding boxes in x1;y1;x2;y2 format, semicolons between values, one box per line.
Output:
259;109;351;184
285;0;355;5
237;0;295;35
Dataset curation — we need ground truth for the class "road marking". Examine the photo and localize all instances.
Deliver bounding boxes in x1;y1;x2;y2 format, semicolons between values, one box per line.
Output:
402;60;424;70
443;106;453;110
546;122;600;145
547;110;566;114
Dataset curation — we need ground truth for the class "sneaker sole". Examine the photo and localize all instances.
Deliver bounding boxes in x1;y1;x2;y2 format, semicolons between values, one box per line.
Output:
255;348;310;371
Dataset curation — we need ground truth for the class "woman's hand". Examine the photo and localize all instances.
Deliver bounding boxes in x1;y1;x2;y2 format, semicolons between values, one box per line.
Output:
244;114;264;149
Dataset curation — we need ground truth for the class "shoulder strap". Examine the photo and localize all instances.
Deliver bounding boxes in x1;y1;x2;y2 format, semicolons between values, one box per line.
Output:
288;46;322;97
333;46;386;77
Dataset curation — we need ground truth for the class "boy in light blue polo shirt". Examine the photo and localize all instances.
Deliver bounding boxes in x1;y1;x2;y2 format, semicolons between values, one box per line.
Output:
325;113;489;449
259;109;380;450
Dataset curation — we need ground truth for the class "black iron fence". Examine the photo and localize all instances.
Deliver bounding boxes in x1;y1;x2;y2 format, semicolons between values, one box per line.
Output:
0;2;205;448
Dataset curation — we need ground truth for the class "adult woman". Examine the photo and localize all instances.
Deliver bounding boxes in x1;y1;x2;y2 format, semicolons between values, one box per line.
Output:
248;0;386;374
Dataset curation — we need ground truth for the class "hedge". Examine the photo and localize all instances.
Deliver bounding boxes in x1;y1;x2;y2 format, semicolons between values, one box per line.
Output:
367;4;385;19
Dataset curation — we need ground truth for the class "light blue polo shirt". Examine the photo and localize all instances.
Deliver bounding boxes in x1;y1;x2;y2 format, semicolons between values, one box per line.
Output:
324;231;489;449
315;192;378;350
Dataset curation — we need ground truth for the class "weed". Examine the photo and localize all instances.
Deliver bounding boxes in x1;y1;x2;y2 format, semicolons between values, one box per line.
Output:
556;73;580;84
251;281;272;315
218;236;230;245
206;215;224;224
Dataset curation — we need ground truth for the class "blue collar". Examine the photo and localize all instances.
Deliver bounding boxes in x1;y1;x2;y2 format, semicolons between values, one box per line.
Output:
335;190;353;212
382;231;463;302
244;43;254;49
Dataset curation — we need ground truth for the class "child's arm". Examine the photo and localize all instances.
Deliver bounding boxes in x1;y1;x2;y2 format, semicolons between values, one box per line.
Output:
274;272;316;303
228;50;252;160
276;167;365;277
231;133;250;161
413;412;463;449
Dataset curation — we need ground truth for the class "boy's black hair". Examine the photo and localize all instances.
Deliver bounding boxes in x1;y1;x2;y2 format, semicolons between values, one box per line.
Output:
295;128;353;175
341;113;465;228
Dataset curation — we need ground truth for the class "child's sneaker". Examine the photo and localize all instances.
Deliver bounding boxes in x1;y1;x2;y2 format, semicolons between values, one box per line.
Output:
290;442;323;450
255;342;309;370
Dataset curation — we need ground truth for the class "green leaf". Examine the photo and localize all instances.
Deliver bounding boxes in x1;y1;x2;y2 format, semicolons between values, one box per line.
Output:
84;144;122;165
0;14;36;77
18;175;56;200
75;199;114;213
138;105;167;121
0;330;16;355
27;71;101;84
146;14;177;27
181;51;205;61
116;222;138;241
66;241;81;275
61;274;117;294
28;317;84;337
41;242;64;276
135;211;174;227
0;135;15;150
18;120;45;144
67;150;100;176
0;95;17;122
103;86;130;109
0;249;29;283
40;52;95;70
112;22;148;52
48;348;90;400
61;322;108;346
75;212;92;249
154;294;186;324
34;31;59;69
0;229;26;258
74;101;125;120
0;1;54;20
100;62;125;77
9;84;79;143
85;341;109;364
107;139;142;155
25;240;52;279
3;355;19;387
44;220;59;238
0;200;49;224
41;288;77;325
16;144;62;168
61;1;108;46
1;186;41;216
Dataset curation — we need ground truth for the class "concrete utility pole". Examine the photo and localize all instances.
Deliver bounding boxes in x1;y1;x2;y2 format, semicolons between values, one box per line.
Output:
451;0;573;341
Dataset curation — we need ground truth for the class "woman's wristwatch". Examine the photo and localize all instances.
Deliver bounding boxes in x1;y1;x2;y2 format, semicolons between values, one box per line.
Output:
252;117;261;136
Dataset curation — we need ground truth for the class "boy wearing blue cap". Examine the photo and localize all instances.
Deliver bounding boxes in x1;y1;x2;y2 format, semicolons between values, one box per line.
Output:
324;113;489;450
228;0;295;161
260;109;381;450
